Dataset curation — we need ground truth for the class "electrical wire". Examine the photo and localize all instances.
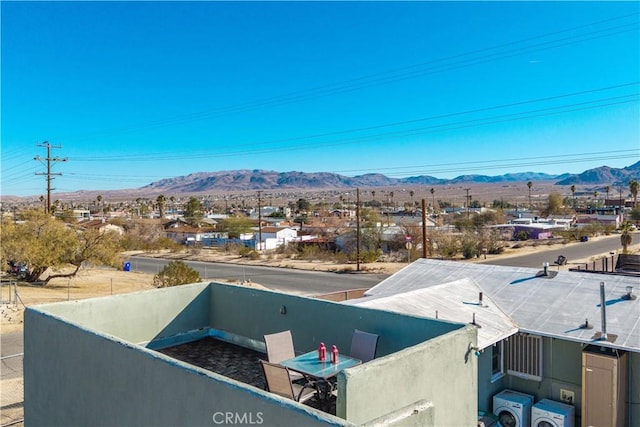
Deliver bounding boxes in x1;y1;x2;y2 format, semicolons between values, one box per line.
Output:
48;13;639;142
70;90;639;162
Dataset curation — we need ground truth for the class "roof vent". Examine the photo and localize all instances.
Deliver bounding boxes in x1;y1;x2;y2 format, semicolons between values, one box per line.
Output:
579;318;594;330
536;262;557;278
470;312;482;328
600;282;608;341
622;286;636;300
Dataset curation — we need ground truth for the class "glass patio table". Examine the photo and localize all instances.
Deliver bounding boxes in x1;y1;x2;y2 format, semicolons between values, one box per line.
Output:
280;350;361;401
280;350;362;380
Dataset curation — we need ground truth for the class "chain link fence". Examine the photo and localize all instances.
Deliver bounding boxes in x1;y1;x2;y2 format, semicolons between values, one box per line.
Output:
1;353;24;426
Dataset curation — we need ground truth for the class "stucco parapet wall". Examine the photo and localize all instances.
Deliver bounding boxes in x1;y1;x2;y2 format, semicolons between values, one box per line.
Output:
336;325;478;426
24;308;352;427
360;400;434;427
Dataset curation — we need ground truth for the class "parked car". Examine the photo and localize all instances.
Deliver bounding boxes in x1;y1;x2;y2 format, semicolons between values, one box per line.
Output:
7;260;28;277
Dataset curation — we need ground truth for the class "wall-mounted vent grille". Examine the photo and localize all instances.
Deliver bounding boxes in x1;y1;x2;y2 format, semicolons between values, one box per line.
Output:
506;333;543;381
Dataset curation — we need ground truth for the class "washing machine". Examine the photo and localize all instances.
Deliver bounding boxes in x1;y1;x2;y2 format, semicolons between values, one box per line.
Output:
531;399;575;427
493;389;534;427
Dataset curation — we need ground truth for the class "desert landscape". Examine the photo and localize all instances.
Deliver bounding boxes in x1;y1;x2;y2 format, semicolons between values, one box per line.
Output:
1;234;638;426
3;234;637;335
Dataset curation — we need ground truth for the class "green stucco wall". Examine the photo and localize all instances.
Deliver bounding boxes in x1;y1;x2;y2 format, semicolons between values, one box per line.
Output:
34;282;212;344
24;309;348;427
477;348;504;412
208;282;462;356
337;326;478;426
24;281;476;427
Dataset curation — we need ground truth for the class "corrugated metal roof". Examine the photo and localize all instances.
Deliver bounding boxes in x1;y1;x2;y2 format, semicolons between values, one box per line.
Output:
344;278;518;350
351;259;640;353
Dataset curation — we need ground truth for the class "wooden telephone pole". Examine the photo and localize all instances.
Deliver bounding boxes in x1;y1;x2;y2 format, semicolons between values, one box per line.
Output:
34;141;67;214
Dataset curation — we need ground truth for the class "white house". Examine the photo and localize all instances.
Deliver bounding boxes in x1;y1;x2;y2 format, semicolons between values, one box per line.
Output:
257;226;298;250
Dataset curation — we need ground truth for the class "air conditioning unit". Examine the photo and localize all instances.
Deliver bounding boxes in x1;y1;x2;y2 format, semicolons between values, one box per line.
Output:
492;389;534;427
531;399;574;427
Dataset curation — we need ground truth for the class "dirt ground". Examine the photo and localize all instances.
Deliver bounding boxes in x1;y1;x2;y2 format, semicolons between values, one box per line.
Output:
1;235;638;336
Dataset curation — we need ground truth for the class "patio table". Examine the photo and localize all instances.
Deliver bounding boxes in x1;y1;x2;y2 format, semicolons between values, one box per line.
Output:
280;350;361;400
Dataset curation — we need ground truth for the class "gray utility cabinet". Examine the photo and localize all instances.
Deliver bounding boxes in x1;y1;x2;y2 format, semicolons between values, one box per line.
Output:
581;345;628;427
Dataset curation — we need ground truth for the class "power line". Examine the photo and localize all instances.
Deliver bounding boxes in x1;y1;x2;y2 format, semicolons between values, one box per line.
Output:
49;13;639;142
35;149;640;184
71;89;639;162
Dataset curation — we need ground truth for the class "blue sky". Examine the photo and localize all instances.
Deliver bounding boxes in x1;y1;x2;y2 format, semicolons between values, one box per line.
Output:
2;1;639;197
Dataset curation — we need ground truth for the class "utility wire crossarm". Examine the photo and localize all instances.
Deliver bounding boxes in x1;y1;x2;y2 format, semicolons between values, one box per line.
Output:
34;141;68;214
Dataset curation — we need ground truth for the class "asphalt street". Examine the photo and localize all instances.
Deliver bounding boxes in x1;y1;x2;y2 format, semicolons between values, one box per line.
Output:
479;232;639;268
128;256;390;296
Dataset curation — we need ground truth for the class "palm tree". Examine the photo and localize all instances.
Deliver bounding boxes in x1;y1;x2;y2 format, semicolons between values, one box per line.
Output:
527;181;533;209
570;185;576;209
630;179;639;208
389;191;395;211
592;191;599;207
371;190;376;204
620;221;634;253
157;194;166;218
409;190;415;211
604;186;611;205
430;188;435;211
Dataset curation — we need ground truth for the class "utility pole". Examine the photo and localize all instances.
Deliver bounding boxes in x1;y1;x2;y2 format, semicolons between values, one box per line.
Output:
356;188;361;272
34;141;67;214
421;199;427;259
257;191;262;251
619;186;624;213
464;188;471;219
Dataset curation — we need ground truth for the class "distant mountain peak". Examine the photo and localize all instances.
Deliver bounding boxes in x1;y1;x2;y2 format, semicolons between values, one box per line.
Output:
138;163;638;193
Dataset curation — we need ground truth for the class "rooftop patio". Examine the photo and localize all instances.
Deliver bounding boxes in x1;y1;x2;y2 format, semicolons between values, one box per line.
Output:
158;337;337;414
25;281;478;426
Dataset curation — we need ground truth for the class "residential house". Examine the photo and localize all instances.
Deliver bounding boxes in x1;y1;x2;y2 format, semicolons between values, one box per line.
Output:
76;219;125;236
25;282;478;426
575;213;623;229
258;226;298;250
343;259;640;426
165;226;226;246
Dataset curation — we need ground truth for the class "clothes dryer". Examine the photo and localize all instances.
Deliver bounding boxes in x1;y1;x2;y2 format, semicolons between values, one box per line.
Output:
531;399;575;427
492;389;534;427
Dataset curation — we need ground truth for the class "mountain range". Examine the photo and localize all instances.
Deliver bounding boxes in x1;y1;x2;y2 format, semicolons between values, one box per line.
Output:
142;161;640;193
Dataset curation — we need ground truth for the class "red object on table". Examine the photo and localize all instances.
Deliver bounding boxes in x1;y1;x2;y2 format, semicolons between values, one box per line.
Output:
331;345;339;364
318;342;326;361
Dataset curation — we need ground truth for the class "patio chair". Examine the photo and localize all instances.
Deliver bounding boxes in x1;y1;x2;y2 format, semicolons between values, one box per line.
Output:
260;360;316;404
264;330;296;363
349;329;379;363
263;330;304;382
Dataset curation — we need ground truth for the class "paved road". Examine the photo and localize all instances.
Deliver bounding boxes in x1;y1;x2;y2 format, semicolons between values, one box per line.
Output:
129;256;391;295
479;232;639;268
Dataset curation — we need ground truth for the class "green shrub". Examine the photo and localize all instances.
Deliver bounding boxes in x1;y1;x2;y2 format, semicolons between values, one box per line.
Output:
238;246;260;260
462;241;479;259
153;261;201;288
